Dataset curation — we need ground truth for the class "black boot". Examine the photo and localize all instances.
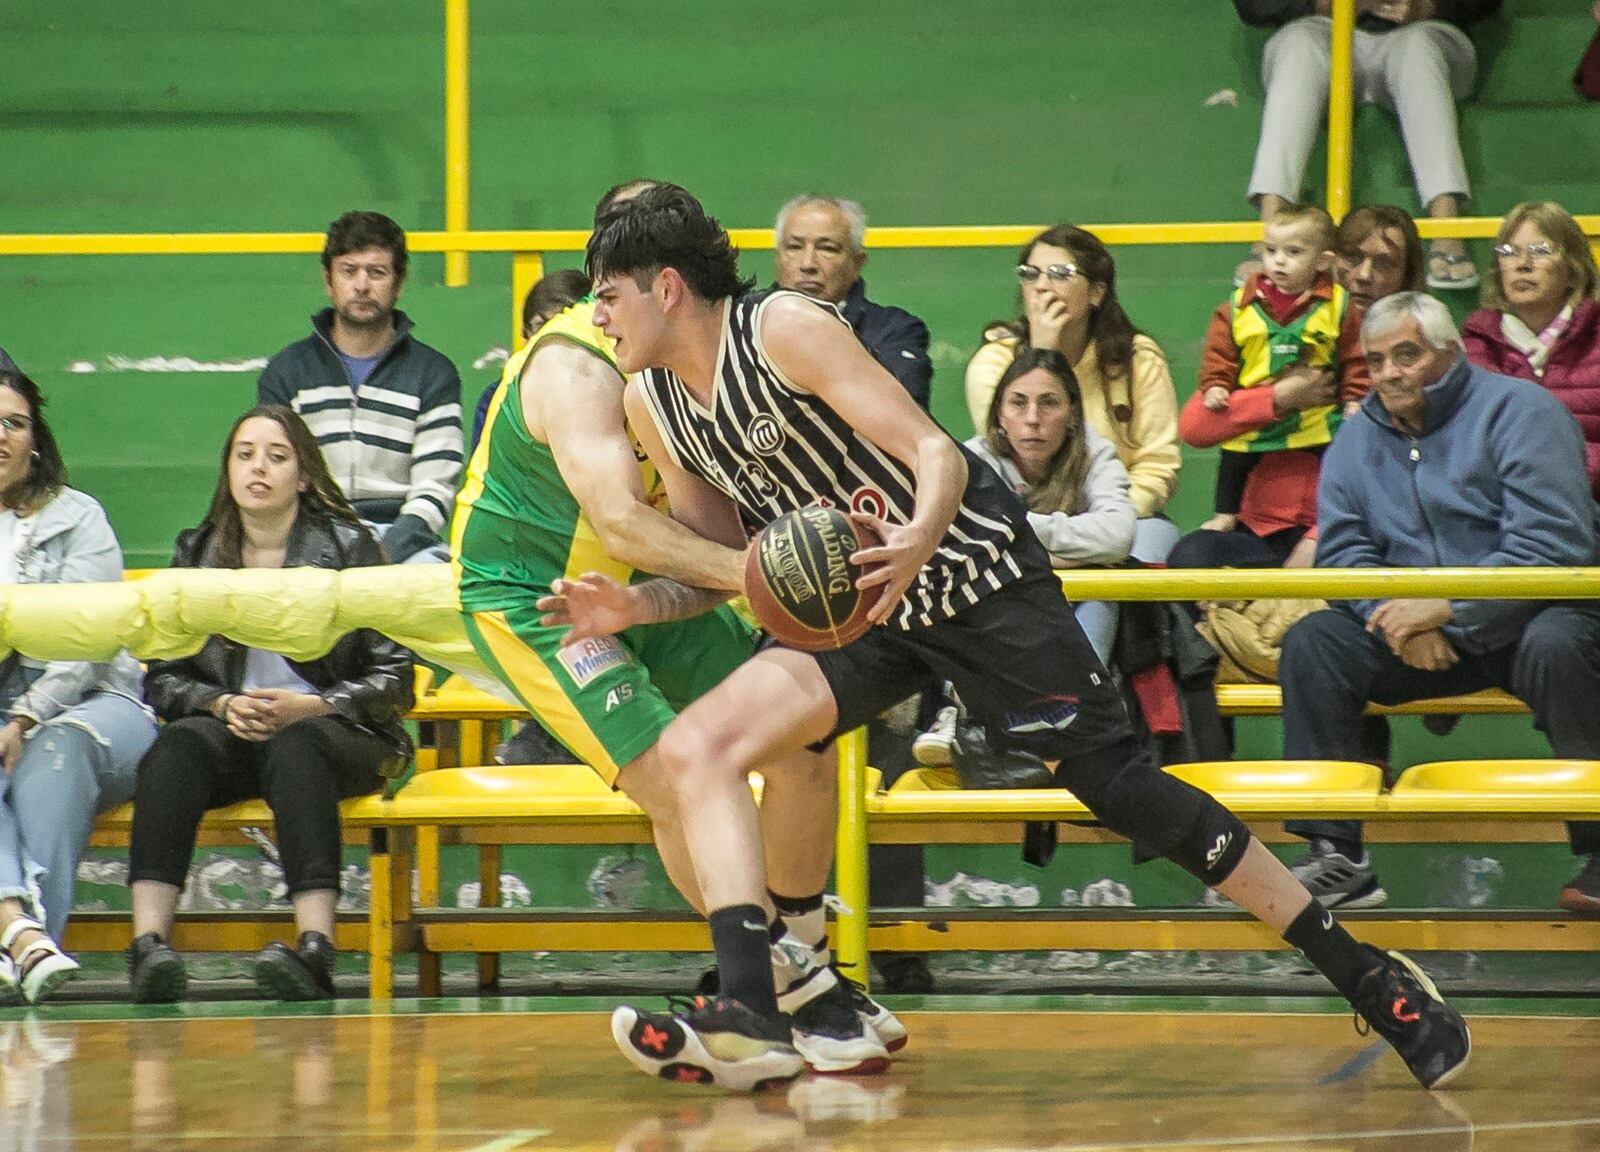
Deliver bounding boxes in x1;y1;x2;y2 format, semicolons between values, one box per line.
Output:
127;933;188;1004
253;931;336;1001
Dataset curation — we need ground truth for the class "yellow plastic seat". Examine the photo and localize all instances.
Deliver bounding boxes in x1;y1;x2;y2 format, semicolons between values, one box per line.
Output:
1167;760;1383;818
1388;760;1600;817
409;675;528;721
887;766;961;792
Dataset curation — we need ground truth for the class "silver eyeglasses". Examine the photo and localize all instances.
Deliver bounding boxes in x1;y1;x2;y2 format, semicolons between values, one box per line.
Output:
1491;241;1558;263
1015;263;1081;284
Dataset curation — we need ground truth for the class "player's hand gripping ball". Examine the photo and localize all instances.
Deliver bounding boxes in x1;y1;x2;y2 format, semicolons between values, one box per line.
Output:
743;506;885;651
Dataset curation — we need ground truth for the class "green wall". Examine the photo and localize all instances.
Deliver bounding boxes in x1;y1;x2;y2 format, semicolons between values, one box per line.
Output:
3;1;1595;769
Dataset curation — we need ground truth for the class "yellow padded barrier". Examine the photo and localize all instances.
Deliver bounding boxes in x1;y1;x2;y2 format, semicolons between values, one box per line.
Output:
1388;760;1600;818
0;565;484;674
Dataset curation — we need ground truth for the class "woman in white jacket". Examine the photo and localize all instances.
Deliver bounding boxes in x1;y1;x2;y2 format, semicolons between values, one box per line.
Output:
0;370;157;1004
966;347;1135;663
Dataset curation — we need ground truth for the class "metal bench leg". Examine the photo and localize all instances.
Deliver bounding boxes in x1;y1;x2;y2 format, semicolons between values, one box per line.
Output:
368;826;415;1000
415;824;444;997
477;844;502;991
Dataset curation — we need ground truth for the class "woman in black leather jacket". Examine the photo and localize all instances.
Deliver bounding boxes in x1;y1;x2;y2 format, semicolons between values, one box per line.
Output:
126;405;415;1004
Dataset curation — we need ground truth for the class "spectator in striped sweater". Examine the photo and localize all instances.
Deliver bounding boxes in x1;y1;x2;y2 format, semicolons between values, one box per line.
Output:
258;211;462;563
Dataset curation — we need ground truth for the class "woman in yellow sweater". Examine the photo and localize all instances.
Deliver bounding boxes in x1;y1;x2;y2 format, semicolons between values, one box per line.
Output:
965;225;1182;561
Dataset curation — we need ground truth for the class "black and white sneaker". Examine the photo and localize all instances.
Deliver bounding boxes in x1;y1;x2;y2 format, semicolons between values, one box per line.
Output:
772;935;895;1072
1289;839;1388;909
611;996;805;1091
840;971;909;1054
787;978;891;1075
1352;947;1471;1090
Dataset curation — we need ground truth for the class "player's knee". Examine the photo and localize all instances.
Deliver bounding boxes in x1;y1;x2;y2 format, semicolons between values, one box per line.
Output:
615;754;676;821
654;716;741;797
1070;744;1251;886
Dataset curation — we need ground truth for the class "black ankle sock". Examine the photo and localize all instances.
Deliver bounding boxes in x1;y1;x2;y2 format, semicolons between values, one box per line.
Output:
1282;901;1382;1001
707;904;779;1017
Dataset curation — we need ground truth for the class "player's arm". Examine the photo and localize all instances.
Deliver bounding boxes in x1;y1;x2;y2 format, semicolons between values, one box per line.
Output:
536;378;747;640
534;340;742;593
759;295;966;623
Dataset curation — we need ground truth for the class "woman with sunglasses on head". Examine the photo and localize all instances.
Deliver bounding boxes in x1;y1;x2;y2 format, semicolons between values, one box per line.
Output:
966;226;1181;563
126;405;414;1004
1462;202;1600;501
0;370;158;1005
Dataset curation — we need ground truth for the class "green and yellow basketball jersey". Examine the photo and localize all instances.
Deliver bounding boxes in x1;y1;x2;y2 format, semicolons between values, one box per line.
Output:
452;299;664;612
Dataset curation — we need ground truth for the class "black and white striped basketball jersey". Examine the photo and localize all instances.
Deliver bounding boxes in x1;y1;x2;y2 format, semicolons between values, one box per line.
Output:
634;289;1029;629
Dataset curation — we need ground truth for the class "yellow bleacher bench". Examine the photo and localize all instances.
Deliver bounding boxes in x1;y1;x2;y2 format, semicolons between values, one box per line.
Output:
1213;683;1528;717
845;756;1600;961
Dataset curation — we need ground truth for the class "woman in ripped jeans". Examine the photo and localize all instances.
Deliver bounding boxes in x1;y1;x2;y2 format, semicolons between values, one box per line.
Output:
0;369;157;1004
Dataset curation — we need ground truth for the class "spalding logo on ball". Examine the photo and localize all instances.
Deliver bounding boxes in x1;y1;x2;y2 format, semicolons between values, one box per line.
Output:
744;506;885;651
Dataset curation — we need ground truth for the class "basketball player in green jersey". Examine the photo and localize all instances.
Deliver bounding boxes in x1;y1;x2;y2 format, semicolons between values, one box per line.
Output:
451;185;902;1087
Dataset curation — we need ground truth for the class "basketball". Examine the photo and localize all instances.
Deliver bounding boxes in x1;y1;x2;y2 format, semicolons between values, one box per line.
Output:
743;506;885;651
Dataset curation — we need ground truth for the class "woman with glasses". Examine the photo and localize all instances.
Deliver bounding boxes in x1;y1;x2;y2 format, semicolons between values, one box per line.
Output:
1462;202;1600;499
965;225;1181;563
0;370;157;1005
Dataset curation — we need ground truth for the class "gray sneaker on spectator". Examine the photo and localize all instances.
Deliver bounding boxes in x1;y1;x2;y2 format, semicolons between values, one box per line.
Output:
1289;839;1388;909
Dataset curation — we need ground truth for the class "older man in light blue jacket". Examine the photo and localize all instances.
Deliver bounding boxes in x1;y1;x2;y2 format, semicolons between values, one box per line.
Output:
1279;292;1600;914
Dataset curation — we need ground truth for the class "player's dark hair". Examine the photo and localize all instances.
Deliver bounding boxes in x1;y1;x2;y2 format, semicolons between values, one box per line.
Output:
321;210;409;279
586;184;755;301
521;268;592;336
593;179;659;224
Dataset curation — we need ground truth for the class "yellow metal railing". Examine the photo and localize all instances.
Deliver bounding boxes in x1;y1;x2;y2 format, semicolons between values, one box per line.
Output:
443;0;471;286
7;218;1600;347
1326;0;1357;220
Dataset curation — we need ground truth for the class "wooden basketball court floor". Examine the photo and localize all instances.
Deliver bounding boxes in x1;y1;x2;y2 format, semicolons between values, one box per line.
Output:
5;995;1600;1151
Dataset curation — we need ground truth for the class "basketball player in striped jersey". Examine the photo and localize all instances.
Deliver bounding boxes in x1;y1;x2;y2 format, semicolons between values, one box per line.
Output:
455;181;903;1085
555;184;1468;1092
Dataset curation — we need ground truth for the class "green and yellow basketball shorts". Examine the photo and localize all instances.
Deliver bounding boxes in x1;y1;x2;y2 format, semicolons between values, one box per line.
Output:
460;600;757;786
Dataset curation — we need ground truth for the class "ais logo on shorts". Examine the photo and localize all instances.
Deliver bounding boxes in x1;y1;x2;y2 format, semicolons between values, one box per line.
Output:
557;635;631;689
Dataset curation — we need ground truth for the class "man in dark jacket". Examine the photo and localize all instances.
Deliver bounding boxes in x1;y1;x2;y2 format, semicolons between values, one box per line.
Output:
1234;0;1502;291
1280;291;1600;914
772;195;932;409
258;211;463;562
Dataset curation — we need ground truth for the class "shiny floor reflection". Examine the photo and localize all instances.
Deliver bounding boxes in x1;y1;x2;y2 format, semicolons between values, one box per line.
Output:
3;1002;1599;1150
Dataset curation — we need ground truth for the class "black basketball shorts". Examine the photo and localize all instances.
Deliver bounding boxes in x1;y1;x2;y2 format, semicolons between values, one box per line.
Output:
809;570;1134;759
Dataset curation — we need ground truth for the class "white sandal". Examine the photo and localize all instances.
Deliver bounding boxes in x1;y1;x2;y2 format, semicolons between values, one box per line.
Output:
0;916;79;1005
0;951;22;1007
